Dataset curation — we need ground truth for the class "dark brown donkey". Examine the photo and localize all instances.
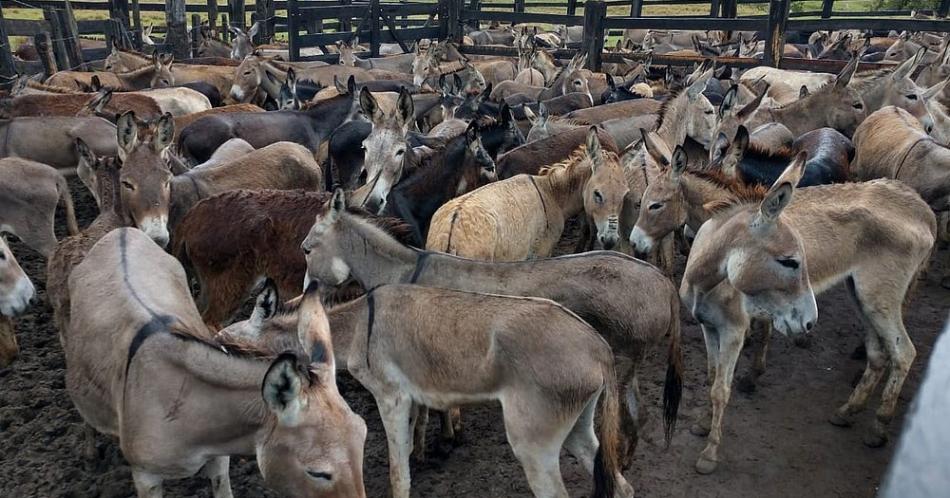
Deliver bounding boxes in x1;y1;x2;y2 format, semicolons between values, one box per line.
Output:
171;189;412;328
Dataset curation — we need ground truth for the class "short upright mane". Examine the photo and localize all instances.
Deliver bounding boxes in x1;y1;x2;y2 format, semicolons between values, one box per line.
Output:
537;144;620;177
689;168;768;213
25;80;79;94
654;87;684;129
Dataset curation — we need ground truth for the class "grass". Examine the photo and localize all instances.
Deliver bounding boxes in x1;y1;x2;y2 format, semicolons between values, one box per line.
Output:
2;0;879;50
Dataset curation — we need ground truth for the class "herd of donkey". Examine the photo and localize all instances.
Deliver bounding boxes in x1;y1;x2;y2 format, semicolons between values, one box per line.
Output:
1;16;949;497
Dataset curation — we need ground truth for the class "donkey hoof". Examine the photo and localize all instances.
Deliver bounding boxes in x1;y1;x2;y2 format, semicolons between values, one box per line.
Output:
690;422;710;437
863;431;889;448
695;455;718;475
829;412;853;428
736;375;758;394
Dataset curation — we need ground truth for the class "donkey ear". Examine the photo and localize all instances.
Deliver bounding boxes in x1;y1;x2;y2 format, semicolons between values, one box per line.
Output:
586;126;603;170
297;281;333;368
895;46;927;80
759;151;806;222
835;54;859;88
737;82;769;119
799;85;810;99
923;75;950;100
154;113;175;151
500;103;514;128
538;102;548;120
249;278;279;331
711;131;730;165
328;188;346;222
396;87;414;127
686;67;713;99
333;74;347;94
359;86;382;122
671;145;688;176
75;137;95;169
719;84;738;118
641;129;670;167
247;21;261;40
116;111;138;154
286;67;296;86
465;120;479;144
91;75;102;92
262;353;307;426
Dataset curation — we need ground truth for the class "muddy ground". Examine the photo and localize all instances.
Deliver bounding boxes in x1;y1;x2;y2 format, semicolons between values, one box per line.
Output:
0;177;947;497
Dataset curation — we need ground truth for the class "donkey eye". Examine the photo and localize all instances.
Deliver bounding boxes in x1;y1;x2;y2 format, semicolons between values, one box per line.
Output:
395;149;405;156
593;190;604;204
704;110;714;115
0;251;6;261
853;102;863;109
121;180;135;190
648;202;663;211
777;258;800;270
906;94;918;101
306;470;333;481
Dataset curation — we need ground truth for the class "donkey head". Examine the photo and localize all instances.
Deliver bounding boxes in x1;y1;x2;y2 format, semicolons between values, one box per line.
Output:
629;145;689;257
359;87;414;214
150;53;175;88
229;21;261;60
708;82;768;162
802;54;866;137
337;37;360;67
115;111;175;247
302;190;353;286
463;121;496;187
709;125;750;178
257;286;367;498
279;67;300;110
582;127;629;250
411;43;437;87
0;237;34;318
885;47;935;133
684;153;817;336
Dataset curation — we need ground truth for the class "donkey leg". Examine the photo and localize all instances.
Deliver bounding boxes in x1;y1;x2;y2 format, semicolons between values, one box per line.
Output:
377;394;414;498
203;456;233;498
618;352;646;469
737;320;771;394
690;325;720;437
503;399;570;498
865;314;916;448
830;320;887;428
132;468;164;498
696;324;744;475
410;404;428;463
563;393;600;474
658;233;675;276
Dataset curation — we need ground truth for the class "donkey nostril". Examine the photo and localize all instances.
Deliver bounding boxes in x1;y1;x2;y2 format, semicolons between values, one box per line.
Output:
806;320;815;331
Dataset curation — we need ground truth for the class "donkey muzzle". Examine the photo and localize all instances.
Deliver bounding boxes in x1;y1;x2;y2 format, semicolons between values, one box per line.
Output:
0;276;34;317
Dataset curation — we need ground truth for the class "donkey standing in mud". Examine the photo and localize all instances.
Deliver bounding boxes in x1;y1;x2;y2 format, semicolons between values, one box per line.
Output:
303;189;683;468
0;236;34;367
65;228;366;497
632;150;935;474
427;127;629;259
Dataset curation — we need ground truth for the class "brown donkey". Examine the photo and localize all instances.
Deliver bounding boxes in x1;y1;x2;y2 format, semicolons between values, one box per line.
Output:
65;228;366;497
303;190;683;468
0;158;79;257
427;127;629;258
0;236;34;367
635;150;935;474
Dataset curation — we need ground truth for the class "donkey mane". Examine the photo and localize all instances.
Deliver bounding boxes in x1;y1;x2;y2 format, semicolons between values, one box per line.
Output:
168;321;288;359
537;144;619;177
744;142;795;161
654;87;684;128
546;114;592;126
25;80;80;94
114;47;152;59
689;168;768;213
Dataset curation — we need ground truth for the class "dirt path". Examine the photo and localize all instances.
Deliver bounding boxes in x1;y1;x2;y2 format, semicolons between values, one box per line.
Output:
0;178;946;497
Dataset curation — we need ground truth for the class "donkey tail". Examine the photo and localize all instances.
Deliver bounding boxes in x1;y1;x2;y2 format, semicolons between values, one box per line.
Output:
57;175;80;236
662;288;683;446
593;357;622;498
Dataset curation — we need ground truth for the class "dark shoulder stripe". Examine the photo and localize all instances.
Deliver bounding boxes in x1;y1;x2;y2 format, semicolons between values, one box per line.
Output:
408;251;430;283
125;314;176;376
365;290;376;369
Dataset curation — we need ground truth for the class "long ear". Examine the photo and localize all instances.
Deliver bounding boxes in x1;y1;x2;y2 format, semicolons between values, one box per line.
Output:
347;75;356;95
538;101;548;120
297;281;333;368
333;74;347;94
116;111;138;155
359;86;383;122
465;119;479;145
686;66;713;99
671;145;688;177
710;131;730;165
894;46;926;80
758;151;806;223
523;105;538;126
247;20;261;40
161;53;174;68
396;87;414;127
327;188;346;223
262;353;307;426
737;82;769;119
248;278;279;332
835;54;859;89
586;126;603;171
154;113;175;151
799;85;810;99
91;75;102;92
924;75;950;100
641;129;671;167
75;137;95;170
286;67;297;89
719;84;738;118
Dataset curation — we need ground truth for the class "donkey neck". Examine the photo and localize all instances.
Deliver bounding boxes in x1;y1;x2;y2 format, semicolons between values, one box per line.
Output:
116;66;157;90
535;161;591;219
339;215;417;287
852;73;890;113
769;96;831;136
656;93;690;147
680;173;740;231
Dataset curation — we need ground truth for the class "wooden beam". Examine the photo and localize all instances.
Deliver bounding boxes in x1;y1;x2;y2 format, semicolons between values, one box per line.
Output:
287;0;299;60
940;0;950;18
821;0;834;19
58;1;85;68
34;31;57;77
764;0;789;68
191;13;200;56
582;0;606;71
255;0;275;43
165;0;190;59
229;0;245;32
629;0;642;17
370;0;380;57
0;4;17;88
207;0;218;33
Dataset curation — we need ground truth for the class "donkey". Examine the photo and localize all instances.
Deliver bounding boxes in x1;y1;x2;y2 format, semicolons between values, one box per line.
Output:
356;86;417;214
172;103;264;142
497;126;619;178
851;105;950;211
325;284;634;498
0;158;79;258
303;190;683;468
102;47;237;98
0;236;33;367
0;88;162;120
0;116;117;170
65;228;367;497
337;37;416;73
172;189;412;328
178;80;357;164
428;128;628;258
48;53;175;91
851;47;936;132
632;150;936;474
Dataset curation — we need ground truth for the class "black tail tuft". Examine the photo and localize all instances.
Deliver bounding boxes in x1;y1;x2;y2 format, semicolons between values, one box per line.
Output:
663;357;683;445
592;445;614;498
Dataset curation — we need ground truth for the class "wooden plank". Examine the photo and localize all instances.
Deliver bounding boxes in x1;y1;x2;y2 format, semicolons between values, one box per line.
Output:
629;0;642;17
820;0;833;18
0;4;17;88
463;10;582;25
514;0;525;13
191;12;200;56
287;0;298;60
787;18;950;32
381;12;410;53
582;0;606;71
59;0;85;70
709;0;720;17
765;0;789;67
255;0;274;43
43;7;69;71
34;31;57;77
229;0;245;31
567;0;578;16
131;0;141;47
166;0;189;59
5;19;52;37
467;0;479;30
296;5;367;21
940;0;950;18
295;25;439;47
370;0;379;57
604;16;765;30
207;0;219;32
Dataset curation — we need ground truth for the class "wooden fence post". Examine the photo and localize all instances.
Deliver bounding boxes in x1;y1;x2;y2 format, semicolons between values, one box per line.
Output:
939;0;950;18
468;0;481;30
287;0;299;60
221;14;230;40
35;32;57;77
514;0;525;13
370;0;380;57
765;0;789;68
567;0;578;16
109;0;131;34
709;0;721;17
723;0;737;18
131;0;142;48
821;0;834;18
582;0;606;71
442;0;462;43
191;13;201;56
229;0;245;32
340;0;352;32
58;0;85;69
208;0;219;33
166;0;190;59
255;0;275;43
0;5;17;89
629;0;643;17
43;8;69;71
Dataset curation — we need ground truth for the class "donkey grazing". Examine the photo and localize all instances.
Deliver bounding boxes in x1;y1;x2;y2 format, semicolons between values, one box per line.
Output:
0;236;33;367
303;190;683;468
428;128;628;258
327;285;633;498
0;158;79;257
633;150;935;474
65;228;366;497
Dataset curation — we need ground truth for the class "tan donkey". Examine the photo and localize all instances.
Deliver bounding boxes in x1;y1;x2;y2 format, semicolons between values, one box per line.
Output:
0;236;35;367
632;150;936;474
0;157;79;257
65;228;367;497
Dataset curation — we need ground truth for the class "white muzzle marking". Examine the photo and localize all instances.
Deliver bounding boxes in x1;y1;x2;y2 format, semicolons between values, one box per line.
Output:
0;275;35;317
